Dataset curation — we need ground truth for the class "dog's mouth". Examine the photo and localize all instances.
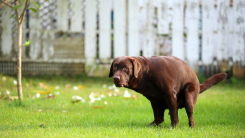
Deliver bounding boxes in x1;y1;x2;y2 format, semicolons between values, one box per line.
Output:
114;82;128;87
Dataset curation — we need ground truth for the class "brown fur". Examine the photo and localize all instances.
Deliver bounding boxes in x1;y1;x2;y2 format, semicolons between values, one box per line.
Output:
109;56;227;127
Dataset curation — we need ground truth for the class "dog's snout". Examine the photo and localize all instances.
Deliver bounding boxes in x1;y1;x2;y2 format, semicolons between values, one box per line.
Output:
113;76;120;82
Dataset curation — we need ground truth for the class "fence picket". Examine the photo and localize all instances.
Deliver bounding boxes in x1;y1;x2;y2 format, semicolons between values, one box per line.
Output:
71;0;82;32
114;0;126;58
217;0;229;72
186;0;199;73
42;31;54;61
142;0;156;57
85;0;97;64
99;0;111;62
1;6;12;57
233;0;245;78
172;0;184;60
128;0;140;56
57;0;68;31
202;0;214;65
157;0;169;34
29;0;41;60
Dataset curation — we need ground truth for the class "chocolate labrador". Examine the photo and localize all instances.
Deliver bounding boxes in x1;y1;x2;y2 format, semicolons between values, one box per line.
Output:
109;56;227;127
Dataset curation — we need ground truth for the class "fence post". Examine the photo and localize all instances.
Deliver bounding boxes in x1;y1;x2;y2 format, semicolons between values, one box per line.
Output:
29;0;41;60
232;0;245;79
172;0;184;60
42;31;54;61
157;0;169;35
85;0;97;75
99;0;111;63
217;0;229;72
128;0;140;56
142;0;156;57
57;0;68;32
202;0;214;68
114;0;126;58
71;0;82;32
186;0;199;74
1;6;12;58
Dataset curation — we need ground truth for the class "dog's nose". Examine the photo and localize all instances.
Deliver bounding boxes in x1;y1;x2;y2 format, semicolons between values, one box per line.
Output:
113;76;120;82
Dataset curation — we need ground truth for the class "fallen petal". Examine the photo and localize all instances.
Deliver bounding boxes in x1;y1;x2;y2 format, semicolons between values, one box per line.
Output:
36;93;40;98
73;86;79;90
2;76;6;81
55;86;59;90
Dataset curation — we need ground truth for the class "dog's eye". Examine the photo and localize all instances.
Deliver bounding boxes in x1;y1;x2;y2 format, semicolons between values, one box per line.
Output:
114;66;117;70
123;67;127;70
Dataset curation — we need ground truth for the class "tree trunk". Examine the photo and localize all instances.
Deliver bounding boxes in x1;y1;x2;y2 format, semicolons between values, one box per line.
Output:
17;21;23;104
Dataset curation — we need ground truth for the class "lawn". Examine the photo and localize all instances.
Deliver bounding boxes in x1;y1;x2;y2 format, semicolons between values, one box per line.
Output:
0;74;245;137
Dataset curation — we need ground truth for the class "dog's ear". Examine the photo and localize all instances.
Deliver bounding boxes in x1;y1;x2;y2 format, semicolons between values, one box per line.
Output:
130;57;141;78
108;62;114;77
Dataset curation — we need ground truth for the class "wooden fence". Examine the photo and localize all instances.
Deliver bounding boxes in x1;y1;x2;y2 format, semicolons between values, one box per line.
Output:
0;0;244;78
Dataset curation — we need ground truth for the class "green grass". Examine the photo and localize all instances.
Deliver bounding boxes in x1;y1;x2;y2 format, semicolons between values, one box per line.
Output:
0;74;245;137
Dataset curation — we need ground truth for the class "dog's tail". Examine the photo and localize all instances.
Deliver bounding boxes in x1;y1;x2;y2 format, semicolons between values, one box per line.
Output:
199;73;227;93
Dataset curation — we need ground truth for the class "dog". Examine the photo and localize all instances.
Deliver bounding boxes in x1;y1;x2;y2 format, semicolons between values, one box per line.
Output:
109;56;227;127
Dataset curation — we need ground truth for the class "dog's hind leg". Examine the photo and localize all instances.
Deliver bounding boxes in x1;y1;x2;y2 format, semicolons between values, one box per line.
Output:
148;101;166;126
183;83;198;128
166;94;179;127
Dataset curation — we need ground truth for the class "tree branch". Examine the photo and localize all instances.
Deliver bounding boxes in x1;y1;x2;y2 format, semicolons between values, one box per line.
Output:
14;0;19;24
19;0;30;24
0;0;13;8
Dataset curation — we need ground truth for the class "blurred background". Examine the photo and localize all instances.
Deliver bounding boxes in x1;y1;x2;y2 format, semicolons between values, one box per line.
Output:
0;0;244;78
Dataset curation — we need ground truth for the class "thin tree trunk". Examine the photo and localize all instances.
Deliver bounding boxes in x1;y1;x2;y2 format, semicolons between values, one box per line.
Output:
17;21;23;104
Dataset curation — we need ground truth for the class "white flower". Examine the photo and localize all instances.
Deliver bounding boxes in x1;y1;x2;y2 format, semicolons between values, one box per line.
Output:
55;92;60;95
108;93;112;97
38;109;42;112
73;86;79;90
2;76;6;81
63;110;66;112
13;80;17;85
49;94;53;97
100;94;106;98
76;96;82;100
124;90;131;98
81;99;85;103
89;92;95;99
113;93;117;96
89;98;95;104
113;84;116;89
72;95;77;100
55;86;59;90
36;93;40;98
102;84;107;88
114;88;119;92
6;90;10;95
108;86;113;90
104;101;108;105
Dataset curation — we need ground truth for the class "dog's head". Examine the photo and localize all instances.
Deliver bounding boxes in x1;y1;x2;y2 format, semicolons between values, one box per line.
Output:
109;56;141;87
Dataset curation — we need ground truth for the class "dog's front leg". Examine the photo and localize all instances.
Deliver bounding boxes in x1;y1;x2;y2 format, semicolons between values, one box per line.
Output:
148;101;166;126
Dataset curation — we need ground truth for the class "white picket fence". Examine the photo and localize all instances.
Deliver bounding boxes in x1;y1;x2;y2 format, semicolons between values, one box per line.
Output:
0;0;245;77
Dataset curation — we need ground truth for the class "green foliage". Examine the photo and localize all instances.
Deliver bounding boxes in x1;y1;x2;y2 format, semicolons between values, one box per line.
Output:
28;7;37;13
13;5;21;10
10;15;14;19
31;2;40;9
0;74;245;137
22;40;31;46
230;77;239;84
